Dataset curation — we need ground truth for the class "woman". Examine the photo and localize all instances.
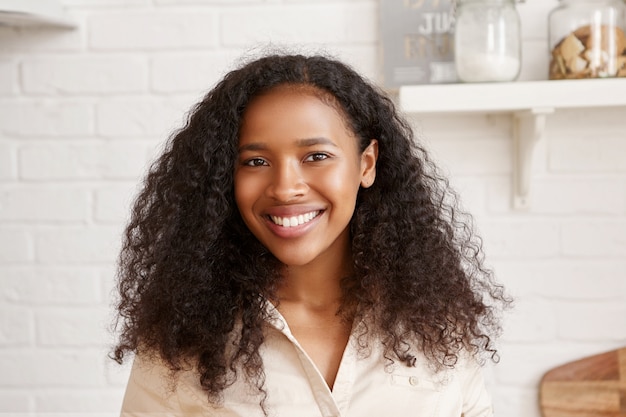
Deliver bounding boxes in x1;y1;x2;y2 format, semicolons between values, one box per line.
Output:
113;53;509;417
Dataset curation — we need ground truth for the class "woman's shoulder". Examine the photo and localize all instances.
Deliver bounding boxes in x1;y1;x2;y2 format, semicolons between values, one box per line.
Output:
120;352;209;416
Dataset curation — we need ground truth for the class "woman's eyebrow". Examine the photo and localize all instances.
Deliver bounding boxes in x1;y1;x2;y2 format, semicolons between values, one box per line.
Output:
238;137;337;152
238;142;266;152
296;137;338;147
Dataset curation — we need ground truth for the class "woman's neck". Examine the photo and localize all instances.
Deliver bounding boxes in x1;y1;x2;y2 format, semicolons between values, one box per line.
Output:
276;245;353;311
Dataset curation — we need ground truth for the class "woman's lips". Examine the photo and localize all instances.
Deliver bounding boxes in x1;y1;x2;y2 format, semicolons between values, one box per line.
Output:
263;209;324;238
269;210;321;228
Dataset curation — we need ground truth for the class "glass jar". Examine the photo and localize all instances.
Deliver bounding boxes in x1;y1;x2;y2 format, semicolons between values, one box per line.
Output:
549;0;626;79
454;0;522;82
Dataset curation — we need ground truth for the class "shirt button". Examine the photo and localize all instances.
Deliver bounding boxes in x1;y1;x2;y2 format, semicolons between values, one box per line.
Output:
409;376;419;386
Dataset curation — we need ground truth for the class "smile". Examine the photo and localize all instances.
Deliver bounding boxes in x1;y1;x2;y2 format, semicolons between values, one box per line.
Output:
270;211;321;228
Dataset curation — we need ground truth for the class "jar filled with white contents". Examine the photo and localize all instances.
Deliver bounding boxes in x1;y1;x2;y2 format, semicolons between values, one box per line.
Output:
454;0;522;82
549;0;626;79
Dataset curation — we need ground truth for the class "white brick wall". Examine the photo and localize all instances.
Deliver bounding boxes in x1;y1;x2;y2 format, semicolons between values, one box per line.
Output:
0;0;624;415
89;11;219;50
0;102;94;137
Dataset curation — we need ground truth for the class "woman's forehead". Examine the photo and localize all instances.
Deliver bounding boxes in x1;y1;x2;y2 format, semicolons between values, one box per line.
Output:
243;83;356;138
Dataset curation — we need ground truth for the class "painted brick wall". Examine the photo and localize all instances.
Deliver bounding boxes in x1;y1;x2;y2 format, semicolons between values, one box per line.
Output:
0;0;625;415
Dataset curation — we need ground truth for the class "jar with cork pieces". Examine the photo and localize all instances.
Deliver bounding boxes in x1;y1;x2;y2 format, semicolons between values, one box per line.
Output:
549;0;626;79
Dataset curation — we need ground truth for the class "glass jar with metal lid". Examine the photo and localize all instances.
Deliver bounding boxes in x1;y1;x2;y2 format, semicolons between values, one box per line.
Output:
454;0;522;82
549;0;626;79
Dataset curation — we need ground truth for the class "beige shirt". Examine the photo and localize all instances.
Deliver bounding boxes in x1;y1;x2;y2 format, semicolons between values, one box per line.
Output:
121;305;494;417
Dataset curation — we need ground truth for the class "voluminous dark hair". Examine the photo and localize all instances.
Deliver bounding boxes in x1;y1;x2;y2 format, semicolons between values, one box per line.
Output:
113;52;509;404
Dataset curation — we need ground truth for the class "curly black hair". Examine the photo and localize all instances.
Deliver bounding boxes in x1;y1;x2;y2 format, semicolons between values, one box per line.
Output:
113;52;510;406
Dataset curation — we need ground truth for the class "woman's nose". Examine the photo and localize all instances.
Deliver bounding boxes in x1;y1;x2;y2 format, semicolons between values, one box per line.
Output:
266;161;307;202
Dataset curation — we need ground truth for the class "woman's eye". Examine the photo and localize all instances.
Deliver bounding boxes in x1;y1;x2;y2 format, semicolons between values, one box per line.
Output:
244;158;268;167
304;153;330;162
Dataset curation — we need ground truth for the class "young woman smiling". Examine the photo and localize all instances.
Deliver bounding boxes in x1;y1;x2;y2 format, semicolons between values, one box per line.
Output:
113;53;510;417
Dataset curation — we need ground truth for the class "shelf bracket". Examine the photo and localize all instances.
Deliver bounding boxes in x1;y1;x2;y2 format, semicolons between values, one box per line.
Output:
512;108;554;210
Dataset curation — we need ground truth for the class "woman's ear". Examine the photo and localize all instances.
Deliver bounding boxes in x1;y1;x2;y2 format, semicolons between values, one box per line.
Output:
360;139;378;188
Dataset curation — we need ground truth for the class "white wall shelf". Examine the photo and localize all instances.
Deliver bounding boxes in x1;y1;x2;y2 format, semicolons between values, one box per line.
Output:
398;78;626;210
0;0;75;29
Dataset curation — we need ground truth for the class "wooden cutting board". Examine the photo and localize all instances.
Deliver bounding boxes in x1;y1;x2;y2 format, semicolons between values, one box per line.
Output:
540;347;626;417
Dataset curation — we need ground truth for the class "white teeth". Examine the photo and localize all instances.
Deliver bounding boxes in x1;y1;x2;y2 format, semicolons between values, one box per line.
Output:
271;211;319;228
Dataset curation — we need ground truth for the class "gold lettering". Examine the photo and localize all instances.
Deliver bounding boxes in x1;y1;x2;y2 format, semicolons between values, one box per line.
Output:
404;33;453;59
403;0;444;9
404;0;425;8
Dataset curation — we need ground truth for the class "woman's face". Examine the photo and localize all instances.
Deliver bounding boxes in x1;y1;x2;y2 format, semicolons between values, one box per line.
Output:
234;85;377;269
